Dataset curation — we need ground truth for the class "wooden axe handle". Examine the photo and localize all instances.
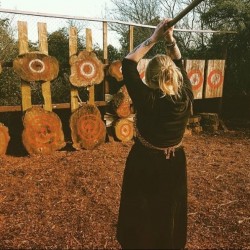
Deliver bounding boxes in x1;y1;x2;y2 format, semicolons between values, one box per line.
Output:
165;0;205;29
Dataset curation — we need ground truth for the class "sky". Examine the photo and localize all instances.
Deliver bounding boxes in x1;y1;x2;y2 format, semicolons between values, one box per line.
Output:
0;0;121;48
0;0;113;18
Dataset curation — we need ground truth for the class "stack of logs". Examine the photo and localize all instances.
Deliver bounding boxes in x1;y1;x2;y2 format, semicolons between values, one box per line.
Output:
105;60;134;142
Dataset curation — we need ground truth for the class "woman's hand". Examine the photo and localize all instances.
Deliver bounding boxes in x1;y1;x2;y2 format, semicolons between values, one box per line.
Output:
163;18;175;43
150;18;174;43
125;18;177;62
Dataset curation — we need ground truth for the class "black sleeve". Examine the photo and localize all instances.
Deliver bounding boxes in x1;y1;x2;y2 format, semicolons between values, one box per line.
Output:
122;58;155;110
105;75;125;94
173;59;194;102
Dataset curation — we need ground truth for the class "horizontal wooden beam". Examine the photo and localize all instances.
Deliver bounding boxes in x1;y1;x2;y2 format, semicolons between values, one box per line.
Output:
0;8;237;34
0;101;107;112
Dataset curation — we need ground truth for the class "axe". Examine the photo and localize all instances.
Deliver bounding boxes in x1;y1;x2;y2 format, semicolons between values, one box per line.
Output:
165;0;205;29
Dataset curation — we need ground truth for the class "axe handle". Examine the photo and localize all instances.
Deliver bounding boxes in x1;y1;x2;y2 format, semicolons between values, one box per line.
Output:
165;0;205;29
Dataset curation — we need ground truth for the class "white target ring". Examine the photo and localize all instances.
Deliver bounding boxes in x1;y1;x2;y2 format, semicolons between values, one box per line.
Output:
80;61;96;79
121;124;130;136
28;59;45;73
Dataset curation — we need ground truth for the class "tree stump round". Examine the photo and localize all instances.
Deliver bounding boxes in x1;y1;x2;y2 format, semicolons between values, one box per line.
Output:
70;104;106;150
114;118;134;142
0;123;10;155
13;52;59;82
22;107;66;155
112;86;131;118
198;112;219;132
108;60;123;81
69;50;104;87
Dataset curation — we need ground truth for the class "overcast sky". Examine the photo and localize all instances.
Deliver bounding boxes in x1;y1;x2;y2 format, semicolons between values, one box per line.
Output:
1;0;113;18
0;0;122;48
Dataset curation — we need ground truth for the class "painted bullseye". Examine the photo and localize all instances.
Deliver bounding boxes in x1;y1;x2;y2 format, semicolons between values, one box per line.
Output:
80;61;96;78
188;69;203;91
77;115;103;141
207;69;223;89
28;59;45;73
121;124;131;136
26;115;59;144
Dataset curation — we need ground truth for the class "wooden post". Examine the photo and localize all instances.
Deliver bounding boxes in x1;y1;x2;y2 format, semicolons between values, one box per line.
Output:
38;22;52;111
18;21;32;111
129;25;134;53
218;41;228;117
69;27;79;112
103;21;109;95
86;28;95;105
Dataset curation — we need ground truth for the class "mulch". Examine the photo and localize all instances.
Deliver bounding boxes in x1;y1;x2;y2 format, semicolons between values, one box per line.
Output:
0;129;249;249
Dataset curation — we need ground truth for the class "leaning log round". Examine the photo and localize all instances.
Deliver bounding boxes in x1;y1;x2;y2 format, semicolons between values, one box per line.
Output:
108;60;123;81
114;118;134;142
70;104;106;150
69;50;104;87
112;87;131;118
22;107;66;155
13;52;59;82
0;123;10;155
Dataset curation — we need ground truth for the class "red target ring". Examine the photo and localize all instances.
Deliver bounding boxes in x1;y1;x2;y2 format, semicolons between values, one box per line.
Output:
26;115;60;145
207;69;223;89
188;69;203;91
77;114;105;142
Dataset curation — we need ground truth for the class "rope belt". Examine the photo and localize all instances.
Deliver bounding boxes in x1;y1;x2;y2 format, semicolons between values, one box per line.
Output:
134;125;182;159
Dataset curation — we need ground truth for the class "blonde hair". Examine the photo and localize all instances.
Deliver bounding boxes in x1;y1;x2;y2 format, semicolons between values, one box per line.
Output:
145;54;183;97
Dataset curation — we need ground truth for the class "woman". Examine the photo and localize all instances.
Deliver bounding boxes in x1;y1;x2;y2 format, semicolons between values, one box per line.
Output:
116;18;194;249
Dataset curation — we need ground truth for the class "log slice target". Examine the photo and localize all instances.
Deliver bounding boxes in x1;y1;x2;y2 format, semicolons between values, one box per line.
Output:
70;104;106;150
69;50;104;87
114;118;134;142
13;52;59;82
22;107;65;155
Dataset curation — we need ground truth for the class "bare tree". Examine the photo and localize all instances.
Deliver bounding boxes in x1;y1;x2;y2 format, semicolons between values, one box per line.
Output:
108;0;163;56
159;0;212;52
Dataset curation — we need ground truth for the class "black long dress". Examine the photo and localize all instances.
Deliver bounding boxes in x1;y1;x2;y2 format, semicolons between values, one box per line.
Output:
116;58;194;249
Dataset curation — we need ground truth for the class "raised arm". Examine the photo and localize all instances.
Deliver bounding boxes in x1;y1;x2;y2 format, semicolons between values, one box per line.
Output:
125;18;182;63
162;19;181;60
125;19;169;63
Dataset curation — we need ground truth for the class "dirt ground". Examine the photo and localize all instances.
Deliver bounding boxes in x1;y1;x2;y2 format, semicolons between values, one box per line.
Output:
0;126;249;249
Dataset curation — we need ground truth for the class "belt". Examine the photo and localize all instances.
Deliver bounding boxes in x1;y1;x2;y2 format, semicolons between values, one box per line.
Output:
134;125;182;159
